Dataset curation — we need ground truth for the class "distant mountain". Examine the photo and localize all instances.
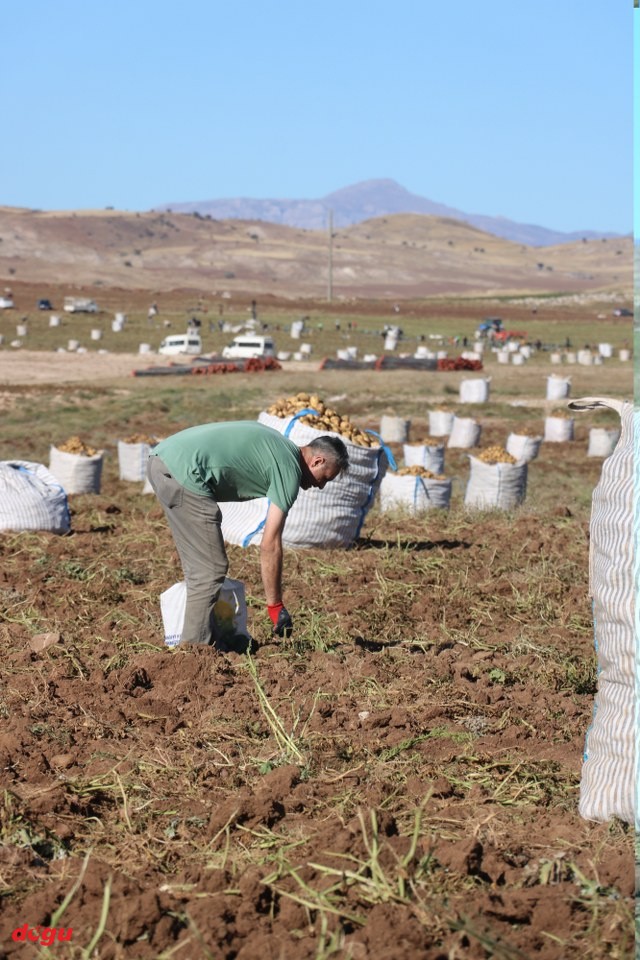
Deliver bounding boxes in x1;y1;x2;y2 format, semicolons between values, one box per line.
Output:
157;178;623;247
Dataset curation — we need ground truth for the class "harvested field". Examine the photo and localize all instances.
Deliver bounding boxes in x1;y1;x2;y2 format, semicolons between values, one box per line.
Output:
0;321;635;958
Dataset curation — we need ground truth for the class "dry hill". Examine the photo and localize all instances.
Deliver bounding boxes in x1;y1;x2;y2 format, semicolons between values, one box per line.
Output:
0;206;631;300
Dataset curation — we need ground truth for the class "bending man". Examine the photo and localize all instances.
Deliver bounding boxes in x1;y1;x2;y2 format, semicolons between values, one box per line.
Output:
147;421;349;645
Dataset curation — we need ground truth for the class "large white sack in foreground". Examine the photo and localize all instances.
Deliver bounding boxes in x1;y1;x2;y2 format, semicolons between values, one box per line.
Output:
569;397;637;828
0;461;70;534
221;411;391;549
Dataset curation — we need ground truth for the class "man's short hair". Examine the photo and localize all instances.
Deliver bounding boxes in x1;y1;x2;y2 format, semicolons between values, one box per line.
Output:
308;435;349;474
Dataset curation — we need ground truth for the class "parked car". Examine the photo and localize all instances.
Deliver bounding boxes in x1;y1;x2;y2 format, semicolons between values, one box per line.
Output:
63;297;98;314
0;297;15;309
37;298;54;310
612;308;633;317
158;333;202;357
221;335;276;360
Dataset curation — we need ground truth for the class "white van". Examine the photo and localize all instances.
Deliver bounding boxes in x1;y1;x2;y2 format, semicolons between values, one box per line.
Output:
222;335;276;360
63;297;98;313
158;333;203;357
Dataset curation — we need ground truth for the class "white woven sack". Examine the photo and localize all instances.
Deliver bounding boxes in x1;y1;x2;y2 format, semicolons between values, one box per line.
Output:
0;461;70;534
402;442;445;474
543;417;574;442
459;378;491;404
506;433;542;463
428;410;455;436
448;417;481;449
118;441;152;482
379;474;451;513
379;415;410;443
546;376;571;401
568;398;636;826
160;578;251;648
49;445;103;494
464;457;527;510
587;428;620;459
221;411;391;549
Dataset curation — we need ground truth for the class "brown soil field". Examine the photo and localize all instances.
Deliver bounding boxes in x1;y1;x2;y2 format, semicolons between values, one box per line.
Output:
0;348;635;958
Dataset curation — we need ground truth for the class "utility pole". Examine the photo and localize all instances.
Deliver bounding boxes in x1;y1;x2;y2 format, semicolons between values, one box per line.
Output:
327;209;333;302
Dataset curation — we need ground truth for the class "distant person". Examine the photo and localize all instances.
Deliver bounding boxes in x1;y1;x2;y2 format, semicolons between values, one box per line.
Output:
147;423;349;647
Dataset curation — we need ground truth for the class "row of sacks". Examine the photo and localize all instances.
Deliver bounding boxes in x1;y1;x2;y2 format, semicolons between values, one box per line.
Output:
393;375;577;409
384;416;620;457
379;454;528;513
44;437;160;495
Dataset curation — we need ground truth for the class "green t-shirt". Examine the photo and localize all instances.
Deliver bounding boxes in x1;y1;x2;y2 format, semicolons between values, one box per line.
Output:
151;421;302;513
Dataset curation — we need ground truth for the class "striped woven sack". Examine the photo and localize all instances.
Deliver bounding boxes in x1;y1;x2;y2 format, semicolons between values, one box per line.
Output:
220;410;392;549
0;461;70;534
379;473;451;513
569;398;637;827
464;456;527;510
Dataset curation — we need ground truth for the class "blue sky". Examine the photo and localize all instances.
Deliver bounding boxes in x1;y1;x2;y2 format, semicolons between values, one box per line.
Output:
1;0;632;234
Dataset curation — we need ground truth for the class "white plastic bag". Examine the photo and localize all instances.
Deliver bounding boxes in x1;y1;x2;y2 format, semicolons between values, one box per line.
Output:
160;578;251;648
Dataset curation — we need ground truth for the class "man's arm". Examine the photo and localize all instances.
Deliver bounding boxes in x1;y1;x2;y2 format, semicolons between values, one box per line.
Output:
260;502;287;604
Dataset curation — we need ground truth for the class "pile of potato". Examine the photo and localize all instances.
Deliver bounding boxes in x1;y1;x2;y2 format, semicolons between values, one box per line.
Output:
55;436;99;457
266;393;377;447
406;436;445;447
397;465;446;480
476;445;517;464
122;434;158;445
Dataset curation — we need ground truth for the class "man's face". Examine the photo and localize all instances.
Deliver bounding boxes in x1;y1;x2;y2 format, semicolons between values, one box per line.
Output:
300;455;340;490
